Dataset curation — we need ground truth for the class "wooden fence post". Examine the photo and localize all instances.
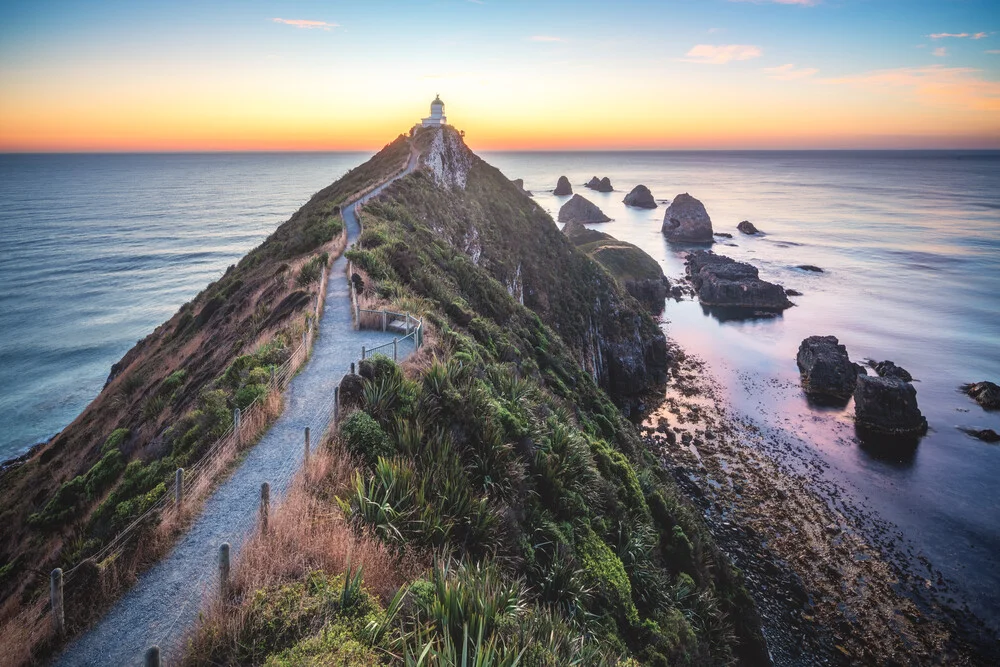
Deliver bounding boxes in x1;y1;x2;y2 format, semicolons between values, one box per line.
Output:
393;338;398;362
270;365;276;385
219;543;230;599
234;408;241;446
361;345;366;361
260;482;270;536
50;568;64;636
304;427;311;463
145;645;161;667
350;362;355;375
405;312;410;335
175;468;184;506
382;309;387;331
334;386;340;425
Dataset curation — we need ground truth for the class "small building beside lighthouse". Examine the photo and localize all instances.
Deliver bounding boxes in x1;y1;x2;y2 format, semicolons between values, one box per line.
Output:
421;95;447;128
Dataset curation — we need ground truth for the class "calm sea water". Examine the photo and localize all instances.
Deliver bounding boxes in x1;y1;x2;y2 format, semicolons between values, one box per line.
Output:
1;150;998;629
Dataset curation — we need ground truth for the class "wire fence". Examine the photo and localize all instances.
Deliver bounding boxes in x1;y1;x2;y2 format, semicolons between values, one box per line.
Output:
37;147;422;667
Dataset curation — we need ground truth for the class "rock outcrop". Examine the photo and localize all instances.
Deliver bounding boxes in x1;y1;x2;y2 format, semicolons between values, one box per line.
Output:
558;194;611;224
797;265;824;273
869;360;913;382
854;375;928;438
585;176;613;192
961;381;1000;410
564;222;668;314
662;193;714;243
623;185;657;209
737;220;760;235
686;251;792;311
511;178;532;196
553;176;573;196
960;427;1000;443
796;335;861;401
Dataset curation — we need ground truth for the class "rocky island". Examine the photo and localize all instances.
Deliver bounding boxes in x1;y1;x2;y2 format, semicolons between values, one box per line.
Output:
685;250;793;312
662;193;714;243
557;193;611;224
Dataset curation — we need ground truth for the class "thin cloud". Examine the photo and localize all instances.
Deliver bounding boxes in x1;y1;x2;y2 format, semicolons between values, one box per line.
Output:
987;50;1000;55
683;44;762;64
933;47;948;57
763;63;818;79
271;18;339;30
929;32;989;40
824;65;1000;111
729;0;820;5
528;35;565;42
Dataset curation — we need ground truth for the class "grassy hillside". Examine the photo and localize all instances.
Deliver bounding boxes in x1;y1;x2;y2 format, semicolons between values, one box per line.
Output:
0;135;413;663
186;127;766;666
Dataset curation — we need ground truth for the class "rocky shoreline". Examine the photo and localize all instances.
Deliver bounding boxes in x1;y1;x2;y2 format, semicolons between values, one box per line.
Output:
641;342;999;666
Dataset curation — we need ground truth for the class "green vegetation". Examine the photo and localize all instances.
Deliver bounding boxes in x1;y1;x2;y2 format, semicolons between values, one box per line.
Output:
564;224;664;285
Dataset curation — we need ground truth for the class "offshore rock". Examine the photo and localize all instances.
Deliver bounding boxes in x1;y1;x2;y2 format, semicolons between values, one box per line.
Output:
960;427;1000;443
585;176;614;192
558;194;611;224
737;220;760;235
623;185;657;209
662;193;714;243
854;375;928;437
553;175;573;196
796;335;860;401
870;360;913;382
961;381;1000;411
686;251;792;311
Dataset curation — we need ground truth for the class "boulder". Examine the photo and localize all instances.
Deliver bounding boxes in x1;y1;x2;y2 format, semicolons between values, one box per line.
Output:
869;360;913;382
558;194;611;224
554;176;573;196
686;251;792;311
961;381;1000;410
737;220;760;235
586;176;601;189
854;375;928;437
598;176;613;192
797;265;824;273
785;289;803;297
662;193;714;243
713;232;733;239
623;185;657;209
796;335;860;401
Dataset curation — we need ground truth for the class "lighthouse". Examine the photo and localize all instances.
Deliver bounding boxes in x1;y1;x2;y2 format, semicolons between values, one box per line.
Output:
420;95;447;128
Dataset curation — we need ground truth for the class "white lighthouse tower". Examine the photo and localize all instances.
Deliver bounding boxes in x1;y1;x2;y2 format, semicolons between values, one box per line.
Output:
421;95;447;128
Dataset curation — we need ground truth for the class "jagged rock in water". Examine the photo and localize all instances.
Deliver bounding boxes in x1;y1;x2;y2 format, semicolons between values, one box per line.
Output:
797;265;824;273
869;360;913;382
623;185;657;209
961;381;1000;410
960;427;1000;443
854;375;928;437
586;176;601;189
511;178;532;196
737;220;760;235
553;175;573;196
796;335;861;401
714;232;733;239
685;251;792;311
564;221;668;314
558;194;611;224
662;193;714;242
584;176;614;192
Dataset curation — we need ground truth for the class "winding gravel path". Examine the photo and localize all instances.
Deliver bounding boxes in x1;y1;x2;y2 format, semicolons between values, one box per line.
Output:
54;149;419;667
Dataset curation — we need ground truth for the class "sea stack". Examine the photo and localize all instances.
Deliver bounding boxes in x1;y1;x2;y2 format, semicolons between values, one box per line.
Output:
554;176;573;196
662;193;714;242
624;185;657;209
737;221;760;235
585;176;614;192
558;194;611;224
796;335;862;402
854;376;928;438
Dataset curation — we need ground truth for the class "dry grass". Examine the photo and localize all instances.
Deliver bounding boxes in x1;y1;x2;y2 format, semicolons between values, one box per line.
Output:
182;442;421;663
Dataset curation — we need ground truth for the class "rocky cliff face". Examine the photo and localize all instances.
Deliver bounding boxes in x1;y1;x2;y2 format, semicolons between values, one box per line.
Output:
376;127;667;410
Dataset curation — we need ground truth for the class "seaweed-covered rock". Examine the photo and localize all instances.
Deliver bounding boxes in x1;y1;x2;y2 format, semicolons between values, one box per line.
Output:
854;375;928;437
623;185;657;209
558;194;611;224
662;193;714;243
796;335;859;401
737;220;760;235
685;251;792;311
961;381;1000;411
553;176;573;196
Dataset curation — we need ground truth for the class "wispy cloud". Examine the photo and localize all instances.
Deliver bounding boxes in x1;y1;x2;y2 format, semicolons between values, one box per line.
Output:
763;63;818;79
683;44;762;64
824;65;1000;111
929;32;989;40
987;50;1000;55
528;35;565;43
271;18;339;30
933;47;948;57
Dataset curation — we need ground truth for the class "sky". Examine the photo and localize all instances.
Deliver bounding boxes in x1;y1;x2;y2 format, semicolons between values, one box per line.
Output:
0;0;998;151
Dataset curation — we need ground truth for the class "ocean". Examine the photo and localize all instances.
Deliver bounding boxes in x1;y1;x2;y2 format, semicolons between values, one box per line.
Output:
1;150;998;629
